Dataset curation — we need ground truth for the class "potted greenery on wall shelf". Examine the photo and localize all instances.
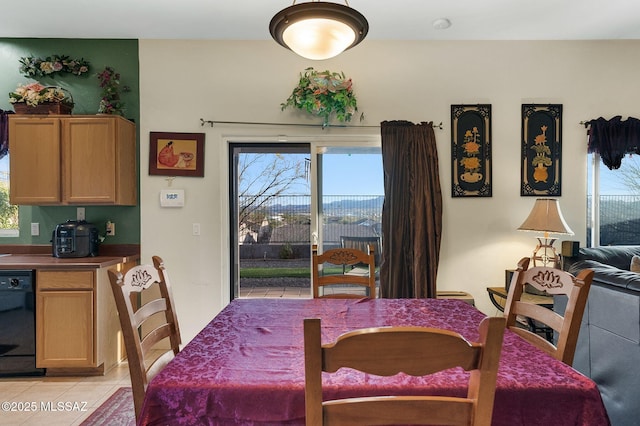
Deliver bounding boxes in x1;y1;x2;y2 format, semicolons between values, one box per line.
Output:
281;67;360;127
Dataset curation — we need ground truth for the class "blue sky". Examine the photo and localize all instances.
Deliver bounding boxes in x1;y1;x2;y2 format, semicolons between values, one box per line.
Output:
239;151;384;197
322;153;383;196
0;156;8;182
588;154;639;196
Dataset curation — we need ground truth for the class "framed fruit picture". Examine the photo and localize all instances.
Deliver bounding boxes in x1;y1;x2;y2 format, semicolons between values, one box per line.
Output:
521;104;562;196
149;132;205;177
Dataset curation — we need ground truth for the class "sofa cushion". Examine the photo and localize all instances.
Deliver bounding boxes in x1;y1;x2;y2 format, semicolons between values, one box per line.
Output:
631;255;640;273
570;246;640;271
567;259;640;292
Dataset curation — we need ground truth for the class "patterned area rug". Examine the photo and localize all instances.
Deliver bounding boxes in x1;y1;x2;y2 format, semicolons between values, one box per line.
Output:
80;387;135;426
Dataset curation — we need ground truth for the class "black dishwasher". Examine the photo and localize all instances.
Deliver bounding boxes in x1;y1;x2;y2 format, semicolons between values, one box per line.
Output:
0;270;45;376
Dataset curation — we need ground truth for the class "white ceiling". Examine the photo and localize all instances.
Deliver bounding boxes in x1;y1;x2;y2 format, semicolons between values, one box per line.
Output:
2;0;640;41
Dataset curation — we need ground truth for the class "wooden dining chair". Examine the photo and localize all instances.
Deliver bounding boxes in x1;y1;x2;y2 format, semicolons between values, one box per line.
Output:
108;255;181;422
504;257;593;366
303;316;506;426
312;244;376;299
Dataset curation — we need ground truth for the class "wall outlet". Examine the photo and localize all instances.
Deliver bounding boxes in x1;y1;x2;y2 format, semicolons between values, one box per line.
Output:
77;207;85;221
30;223;39;236
106;221;115;236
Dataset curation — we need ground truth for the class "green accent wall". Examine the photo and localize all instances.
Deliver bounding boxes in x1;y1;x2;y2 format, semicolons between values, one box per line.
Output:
0;38;140;245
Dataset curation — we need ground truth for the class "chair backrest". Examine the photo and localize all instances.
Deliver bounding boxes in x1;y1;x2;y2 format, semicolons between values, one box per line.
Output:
340;235;382;267
312;244;376;299
304;316;506;426
107;255;181;421
504;257;593;366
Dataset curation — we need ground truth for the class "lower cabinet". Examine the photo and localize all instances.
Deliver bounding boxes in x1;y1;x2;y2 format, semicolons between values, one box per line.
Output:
35;268;122;374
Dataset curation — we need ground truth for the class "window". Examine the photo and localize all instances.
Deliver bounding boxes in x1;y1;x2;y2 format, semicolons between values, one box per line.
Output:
588;153;640;246
0;155;19;237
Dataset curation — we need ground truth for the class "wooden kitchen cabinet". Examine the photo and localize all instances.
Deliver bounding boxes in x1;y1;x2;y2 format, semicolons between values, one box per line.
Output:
35;268;122;373
8;115;137;205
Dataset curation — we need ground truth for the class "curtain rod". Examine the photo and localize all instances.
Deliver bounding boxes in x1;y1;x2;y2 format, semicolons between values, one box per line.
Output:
199;118;443;130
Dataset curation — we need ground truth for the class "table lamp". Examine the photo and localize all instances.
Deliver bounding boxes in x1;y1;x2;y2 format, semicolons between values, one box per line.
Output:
517;198;574;268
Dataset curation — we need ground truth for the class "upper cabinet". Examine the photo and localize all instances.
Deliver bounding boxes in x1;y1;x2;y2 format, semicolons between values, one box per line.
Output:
9;115;137;205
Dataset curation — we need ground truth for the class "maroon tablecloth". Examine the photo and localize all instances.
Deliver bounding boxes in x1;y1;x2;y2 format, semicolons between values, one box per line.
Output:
138;298;610;426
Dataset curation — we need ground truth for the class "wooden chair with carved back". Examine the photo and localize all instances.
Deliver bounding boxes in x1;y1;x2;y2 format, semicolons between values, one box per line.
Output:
303;316;506;425
504;257;593;366
312;244;376;298
107;255;181;421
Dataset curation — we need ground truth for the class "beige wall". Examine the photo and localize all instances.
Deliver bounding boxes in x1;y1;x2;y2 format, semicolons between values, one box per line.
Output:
139;39;640;343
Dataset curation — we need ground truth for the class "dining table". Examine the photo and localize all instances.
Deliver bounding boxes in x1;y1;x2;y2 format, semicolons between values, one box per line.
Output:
138;298;610;426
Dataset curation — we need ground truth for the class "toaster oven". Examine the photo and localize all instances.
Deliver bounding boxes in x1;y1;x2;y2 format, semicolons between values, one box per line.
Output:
51;220;100;258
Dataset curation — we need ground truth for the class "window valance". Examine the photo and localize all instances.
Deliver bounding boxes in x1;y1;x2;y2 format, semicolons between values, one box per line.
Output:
587;116;640;169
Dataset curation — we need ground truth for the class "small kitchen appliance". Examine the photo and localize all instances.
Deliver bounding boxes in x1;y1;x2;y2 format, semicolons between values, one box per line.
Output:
52;220;100;258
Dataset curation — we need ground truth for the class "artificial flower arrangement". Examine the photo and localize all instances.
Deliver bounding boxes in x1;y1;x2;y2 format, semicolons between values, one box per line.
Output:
19;54;90;78
281;67;359;126
8;82;73;107
97;66;126;115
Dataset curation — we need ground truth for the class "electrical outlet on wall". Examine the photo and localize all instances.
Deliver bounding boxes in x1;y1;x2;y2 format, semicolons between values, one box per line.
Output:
106;221;115;236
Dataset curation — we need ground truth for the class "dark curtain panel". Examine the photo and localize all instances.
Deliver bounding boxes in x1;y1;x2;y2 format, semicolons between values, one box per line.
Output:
0;110;13;159
587;116;640;169
380;121;442;298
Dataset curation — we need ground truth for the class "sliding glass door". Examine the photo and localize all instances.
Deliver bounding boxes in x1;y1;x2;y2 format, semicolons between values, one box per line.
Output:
229;141;383;300
315;146;383;257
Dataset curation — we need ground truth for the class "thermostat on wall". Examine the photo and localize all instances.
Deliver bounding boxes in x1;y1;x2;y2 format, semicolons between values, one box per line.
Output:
160;189;185;207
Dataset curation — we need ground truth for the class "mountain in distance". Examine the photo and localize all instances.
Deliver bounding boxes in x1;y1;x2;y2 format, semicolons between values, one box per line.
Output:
267;196;384;214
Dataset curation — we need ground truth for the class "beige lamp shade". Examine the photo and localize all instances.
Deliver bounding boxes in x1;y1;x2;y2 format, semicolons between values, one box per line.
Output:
518;198;574;235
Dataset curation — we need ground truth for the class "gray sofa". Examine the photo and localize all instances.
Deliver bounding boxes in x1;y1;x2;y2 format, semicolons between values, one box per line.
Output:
558;246;640;426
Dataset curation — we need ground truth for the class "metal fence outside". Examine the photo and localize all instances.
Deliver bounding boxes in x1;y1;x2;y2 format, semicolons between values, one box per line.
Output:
588;195;640;245
239;194;383;246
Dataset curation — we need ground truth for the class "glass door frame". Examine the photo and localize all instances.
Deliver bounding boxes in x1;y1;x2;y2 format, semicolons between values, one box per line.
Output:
226;135;380;301
311;144;383;255
228;142;310;300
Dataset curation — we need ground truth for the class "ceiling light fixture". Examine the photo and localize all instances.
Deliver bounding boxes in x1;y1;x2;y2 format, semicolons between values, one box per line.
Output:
269;1;369;61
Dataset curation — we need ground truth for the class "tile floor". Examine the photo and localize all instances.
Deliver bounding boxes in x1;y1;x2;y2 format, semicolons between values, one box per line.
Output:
0;360;131;426
239;284;312;298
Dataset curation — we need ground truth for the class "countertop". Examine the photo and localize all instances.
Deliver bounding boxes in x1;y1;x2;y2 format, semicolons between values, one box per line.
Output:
0;253;140;270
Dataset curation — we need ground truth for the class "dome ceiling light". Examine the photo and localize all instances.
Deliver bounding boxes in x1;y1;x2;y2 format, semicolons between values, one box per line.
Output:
269;1;369;61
